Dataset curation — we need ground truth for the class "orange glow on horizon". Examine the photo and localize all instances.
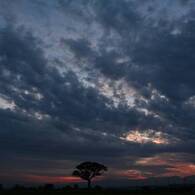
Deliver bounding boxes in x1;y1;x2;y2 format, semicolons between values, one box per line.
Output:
23;175;83;184
163;163;195;177
136;154;195;178
21;174;106;184
115;169;149;180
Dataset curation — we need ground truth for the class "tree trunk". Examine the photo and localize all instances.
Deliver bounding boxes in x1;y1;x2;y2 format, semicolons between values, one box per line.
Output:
87;179;91;189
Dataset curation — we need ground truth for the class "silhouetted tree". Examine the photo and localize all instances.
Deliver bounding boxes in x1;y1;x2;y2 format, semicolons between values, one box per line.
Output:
72;161;107;188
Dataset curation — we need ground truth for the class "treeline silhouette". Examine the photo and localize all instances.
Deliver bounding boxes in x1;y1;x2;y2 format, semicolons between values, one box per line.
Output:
1;162;195;194
0;183;195;195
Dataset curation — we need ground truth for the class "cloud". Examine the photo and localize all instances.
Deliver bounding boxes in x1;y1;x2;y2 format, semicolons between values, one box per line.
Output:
0;0;195;184
135;153;195;177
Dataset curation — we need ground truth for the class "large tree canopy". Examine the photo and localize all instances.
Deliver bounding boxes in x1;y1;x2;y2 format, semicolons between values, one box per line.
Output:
72;161;107;188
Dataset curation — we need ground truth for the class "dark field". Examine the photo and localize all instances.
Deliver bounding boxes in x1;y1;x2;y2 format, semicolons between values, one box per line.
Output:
1;187;195;195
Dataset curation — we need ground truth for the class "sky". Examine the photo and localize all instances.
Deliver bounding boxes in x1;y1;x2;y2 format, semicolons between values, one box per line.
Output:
1;0;195;186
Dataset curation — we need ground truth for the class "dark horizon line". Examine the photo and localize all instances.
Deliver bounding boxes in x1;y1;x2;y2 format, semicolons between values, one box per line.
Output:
1;174;195;189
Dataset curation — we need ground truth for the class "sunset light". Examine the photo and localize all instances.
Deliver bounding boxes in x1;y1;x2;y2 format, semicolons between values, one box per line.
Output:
121;129;170;145
1;0;195;192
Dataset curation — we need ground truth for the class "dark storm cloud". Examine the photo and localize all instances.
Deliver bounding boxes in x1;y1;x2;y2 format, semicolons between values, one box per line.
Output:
62;0;195;140
93;0;141;35
64;38;94;59
1;0;195;184
129;20;195;140
132;22;195;101
0;26;141;130
0;25;149;163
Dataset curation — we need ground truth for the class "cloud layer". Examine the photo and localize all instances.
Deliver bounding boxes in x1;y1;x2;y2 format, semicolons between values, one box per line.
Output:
0;0;195;185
